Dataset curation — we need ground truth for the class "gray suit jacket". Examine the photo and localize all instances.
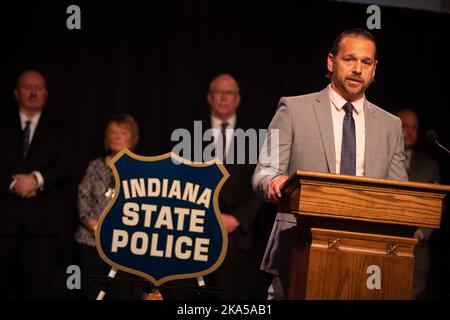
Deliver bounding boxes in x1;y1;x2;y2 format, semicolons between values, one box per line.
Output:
252;87;408;287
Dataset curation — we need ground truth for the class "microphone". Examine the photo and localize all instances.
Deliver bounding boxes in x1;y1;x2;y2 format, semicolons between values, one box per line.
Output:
426;130;450;156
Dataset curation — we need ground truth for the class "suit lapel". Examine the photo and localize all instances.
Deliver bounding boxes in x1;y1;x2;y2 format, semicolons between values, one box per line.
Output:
313;88;336;173
363;100;379;177
6;111;22;160
204;117;212;131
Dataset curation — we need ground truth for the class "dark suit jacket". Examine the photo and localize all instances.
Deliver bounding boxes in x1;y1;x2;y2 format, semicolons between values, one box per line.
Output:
0;109;70;235
408;150;440;184
176;115;263;251
408;149;440;272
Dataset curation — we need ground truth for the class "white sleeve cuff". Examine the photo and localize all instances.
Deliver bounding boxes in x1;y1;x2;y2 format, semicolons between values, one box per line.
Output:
9;179;18;192
32;171;45;190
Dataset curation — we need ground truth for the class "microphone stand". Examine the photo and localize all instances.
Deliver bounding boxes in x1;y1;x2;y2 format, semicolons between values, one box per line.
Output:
96;267;118;300
434;140;450;156
427;130;450;157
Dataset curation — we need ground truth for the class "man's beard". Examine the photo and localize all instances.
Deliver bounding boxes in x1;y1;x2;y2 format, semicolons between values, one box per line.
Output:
334;73;372;98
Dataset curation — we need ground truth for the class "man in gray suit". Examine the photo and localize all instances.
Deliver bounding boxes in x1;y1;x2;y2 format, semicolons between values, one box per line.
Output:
396;109;440;299
252;28;408;299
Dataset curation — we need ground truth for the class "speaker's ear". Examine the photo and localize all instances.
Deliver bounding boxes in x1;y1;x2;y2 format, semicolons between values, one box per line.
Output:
372;60;378;78
327;53;335;74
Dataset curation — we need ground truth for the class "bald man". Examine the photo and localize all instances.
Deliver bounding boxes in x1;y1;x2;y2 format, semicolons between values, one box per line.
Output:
204;74;263;299
0;70;70;299
396;109;440;299
169;74;268;300
205;74;268;299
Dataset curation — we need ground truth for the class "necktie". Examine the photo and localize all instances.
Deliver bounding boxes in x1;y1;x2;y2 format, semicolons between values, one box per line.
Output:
22;120;31;157
221;122;229;163
340;102;356;175
405;152;410;171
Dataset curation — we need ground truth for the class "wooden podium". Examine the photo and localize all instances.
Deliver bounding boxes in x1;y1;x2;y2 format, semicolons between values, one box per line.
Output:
278;170;450;300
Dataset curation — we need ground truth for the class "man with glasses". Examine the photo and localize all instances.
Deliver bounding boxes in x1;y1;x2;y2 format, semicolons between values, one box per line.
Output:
205;74;264;299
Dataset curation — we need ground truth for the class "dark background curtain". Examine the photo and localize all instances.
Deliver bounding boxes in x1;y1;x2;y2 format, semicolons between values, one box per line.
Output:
1;0;449;298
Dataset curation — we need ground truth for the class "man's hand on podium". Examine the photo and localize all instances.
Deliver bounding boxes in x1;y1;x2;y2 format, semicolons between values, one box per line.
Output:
414;228;425;247
266;175;289;204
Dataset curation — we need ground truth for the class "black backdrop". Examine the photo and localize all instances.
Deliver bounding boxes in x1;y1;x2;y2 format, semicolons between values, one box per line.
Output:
1;0;449;298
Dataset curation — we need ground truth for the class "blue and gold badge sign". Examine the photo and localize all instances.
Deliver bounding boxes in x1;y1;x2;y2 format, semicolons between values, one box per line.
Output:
96;149;229;285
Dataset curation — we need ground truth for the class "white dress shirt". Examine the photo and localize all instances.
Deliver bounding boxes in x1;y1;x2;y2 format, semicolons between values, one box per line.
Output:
328;84;366;176
19;111;41;143
18;111;44;189
211;114;237;157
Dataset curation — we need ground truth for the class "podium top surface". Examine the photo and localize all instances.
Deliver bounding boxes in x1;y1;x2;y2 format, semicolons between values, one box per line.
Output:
279;170;450;230
283;170;450;194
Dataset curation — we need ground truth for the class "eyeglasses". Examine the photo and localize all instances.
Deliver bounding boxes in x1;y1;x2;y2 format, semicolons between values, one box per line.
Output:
210;90;239;97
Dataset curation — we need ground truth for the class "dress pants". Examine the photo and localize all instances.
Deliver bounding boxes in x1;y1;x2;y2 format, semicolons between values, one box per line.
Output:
0;229;58;299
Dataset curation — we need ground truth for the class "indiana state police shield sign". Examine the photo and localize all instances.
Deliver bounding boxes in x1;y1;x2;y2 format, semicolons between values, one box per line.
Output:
95;149;229;285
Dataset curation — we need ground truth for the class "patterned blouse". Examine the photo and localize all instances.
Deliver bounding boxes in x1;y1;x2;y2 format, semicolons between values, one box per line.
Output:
74;157;115;247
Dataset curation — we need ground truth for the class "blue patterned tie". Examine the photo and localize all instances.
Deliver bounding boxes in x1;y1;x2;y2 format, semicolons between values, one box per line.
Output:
22;120;31;157
340;102;356;175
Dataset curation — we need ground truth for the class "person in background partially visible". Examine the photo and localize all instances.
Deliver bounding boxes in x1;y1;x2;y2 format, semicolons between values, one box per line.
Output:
168;74;265;300
74;113;142;300
396;108;440;300
204;74;266;299
0;70;70;299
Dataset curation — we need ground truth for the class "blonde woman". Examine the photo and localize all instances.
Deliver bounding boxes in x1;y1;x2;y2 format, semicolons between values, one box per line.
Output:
74;114;140;299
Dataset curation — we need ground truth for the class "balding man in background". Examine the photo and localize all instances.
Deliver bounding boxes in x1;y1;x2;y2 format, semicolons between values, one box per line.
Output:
170;74;268;299
0;70;70;299
396;108;440;299
204;74;266;299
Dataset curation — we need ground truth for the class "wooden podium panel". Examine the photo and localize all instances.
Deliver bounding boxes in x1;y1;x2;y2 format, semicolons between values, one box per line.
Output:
280;171;450;300
289;228;416;299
